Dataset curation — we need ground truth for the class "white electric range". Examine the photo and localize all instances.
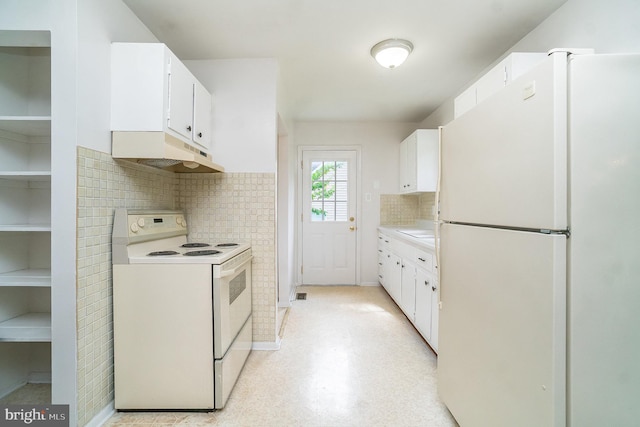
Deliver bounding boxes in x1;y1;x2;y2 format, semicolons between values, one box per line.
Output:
112;209;252;410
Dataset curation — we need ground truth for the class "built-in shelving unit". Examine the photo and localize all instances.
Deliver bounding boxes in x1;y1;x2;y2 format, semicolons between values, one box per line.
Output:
0;33;52;401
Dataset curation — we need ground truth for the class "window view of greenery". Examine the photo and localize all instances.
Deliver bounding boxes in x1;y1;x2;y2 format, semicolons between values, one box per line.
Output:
310;160;348;221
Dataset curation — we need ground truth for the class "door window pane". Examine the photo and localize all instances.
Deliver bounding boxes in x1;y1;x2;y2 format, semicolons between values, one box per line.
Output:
310;160;349;222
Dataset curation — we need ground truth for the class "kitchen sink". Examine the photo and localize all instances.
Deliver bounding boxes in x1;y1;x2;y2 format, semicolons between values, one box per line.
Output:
397;229;435;238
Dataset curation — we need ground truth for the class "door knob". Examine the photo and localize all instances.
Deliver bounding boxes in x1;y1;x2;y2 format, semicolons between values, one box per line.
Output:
349;217;355;222
349;226;356;231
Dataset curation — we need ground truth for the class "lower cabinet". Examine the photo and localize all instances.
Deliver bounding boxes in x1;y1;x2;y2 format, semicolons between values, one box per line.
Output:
415;269;439;351
400;262;416;322
386;253;402;304
378;232;439;352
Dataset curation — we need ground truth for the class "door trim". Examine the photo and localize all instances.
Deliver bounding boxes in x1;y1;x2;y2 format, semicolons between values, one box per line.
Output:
297;146;362;286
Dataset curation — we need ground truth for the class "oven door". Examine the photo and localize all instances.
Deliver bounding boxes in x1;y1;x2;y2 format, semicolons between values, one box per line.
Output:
213;250;252;359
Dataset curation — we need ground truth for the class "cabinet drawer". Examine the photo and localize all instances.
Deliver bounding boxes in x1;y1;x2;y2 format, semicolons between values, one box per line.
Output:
390;239;413;259
414;249;433;272
378;233;391;249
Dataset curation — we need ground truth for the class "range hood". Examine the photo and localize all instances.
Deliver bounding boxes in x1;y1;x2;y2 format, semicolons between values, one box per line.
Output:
112;131;224;173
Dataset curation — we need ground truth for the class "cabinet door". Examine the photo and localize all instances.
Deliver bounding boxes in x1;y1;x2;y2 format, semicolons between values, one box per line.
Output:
192;81;211;150
405;135;417;192
167;54;194;141
415;269;435;341
399;138;408;192
400;262;416;321
430;278;439;352
386;253;402;303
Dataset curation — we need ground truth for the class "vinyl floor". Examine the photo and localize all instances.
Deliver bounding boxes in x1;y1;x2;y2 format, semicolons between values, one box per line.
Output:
104;285;458;426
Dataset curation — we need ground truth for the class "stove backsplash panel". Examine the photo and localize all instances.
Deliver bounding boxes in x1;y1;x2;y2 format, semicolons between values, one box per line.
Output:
178;172;277;343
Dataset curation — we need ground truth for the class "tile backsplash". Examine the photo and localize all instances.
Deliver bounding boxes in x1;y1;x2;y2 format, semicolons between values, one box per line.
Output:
76;147;277;425
178;173;277;343
380;192;436;226
76;147;176;426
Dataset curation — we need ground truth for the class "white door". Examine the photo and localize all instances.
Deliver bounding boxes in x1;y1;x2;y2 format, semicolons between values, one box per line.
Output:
301;149;357;285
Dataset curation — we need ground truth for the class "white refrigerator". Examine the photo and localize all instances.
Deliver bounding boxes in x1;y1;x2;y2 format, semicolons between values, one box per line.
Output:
437;51;640;427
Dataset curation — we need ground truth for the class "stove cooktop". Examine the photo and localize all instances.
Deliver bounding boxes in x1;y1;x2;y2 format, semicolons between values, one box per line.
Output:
131;240;250;265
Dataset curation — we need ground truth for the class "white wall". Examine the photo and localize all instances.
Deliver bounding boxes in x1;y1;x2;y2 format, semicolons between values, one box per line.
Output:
185;59;279;173
77;0;157;154
419;0;640;128
277;118;296;306
293;121;418;285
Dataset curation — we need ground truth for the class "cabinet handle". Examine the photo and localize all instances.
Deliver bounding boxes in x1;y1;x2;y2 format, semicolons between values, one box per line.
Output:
187;125;192;132
378;249;383;253
432;286;437;291
397;261;401;266
424;280;430;286
198;132;203;138
378;262;383;266
418;257;426;262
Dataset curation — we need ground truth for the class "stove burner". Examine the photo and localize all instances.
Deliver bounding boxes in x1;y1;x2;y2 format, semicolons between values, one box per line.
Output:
181;243;211;248
183;250;222;256
148;251;179;256
216;243;239;247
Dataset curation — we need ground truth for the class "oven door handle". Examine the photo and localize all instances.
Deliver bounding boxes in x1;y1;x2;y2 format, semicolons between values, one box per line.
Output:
219;256;253;278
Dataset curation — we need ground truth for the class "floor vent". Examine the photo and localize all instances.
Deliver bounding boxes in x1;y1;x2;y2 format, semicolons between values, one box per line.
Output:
296;293;307;300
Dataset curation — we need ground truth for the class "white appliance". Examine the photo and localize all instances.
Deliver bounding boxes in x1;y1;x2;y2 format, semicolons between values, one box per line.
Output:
437;52;640;427
112;209;252;410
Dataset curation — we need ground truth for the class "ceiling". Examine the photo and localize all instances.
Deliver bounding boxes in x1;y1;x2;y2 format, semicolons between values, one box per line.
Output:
123;0;567;123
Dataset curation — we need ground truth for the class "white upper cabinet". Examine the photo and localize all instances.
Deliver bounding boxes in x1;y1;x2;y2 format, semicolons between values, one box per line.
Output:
166;55;195;141
399;129;439;194
192;80;212;149
111;43;213;151
454;52;547;118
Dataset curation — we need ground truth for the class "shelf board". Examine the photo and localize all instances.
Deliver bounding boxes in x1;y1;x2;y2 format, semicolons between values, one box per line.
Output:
0;269;51;287
0;117;51;137
0;172;51;181
0;313;51;342
0;224;51;232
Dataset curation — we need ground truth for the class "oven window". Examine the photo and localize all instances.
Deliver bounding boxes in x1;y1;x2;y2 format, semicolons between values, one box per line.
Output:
229;271;246;304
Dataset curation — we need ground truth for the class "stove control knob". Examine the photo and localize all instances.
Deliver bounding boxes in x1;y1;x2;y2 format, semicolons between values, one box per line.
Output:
130;223;139;233
137;218;145;228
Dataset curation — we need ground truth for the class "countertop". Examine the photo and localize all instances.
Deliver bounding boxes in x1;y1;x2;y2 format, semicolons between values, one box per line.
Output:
378;225;438;251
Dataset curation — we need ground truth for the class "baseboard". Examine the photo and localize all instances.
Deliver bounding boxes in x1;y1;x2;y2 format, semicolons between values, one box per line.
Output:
252;339;281;351
85;401;115;427
359;281;381;287
0;381;27;400
28;371;52;383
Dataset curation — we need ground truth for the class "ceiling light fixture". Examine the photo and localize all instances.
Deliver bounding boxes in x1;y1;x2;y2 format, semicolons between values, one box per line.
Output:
370;39;414;69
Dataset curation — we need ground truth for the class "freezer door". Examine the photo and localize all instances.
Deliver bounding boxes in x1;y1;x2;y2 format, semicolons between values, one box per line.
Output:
440;53;568;230
568;53;640;427
438;223;566;427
